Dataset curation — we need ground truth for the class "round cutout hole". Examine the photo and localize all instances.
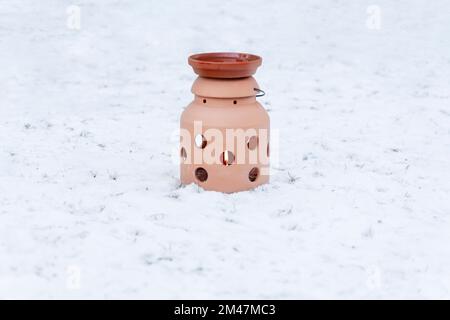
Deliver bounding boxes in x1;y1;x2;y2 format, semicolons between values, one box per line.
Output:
195;167;208;182
247;136;258;150
249;167;259;182
233;100;237;105
195;134;207;149
220;151;235;166
180;147;187;161
203;99;207;104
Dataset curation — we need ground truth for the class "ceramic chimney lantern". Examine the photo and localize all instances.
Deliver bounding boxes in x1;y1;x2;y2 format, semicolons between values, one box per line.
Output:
180;52;270;193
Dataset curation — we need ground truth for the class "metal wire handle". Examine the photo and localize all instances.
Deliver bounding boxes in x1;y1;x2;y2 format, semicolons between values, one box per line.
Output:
254;88;265;97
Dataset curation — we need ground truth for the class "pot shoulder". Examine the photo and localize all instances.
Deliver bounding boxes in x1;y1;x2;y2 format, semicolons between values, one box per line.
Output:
181;101;269;129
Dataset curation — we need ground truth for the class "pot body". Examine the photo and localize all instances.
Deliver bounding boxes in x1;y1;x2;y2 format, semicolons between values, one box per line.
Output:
180;76;270;193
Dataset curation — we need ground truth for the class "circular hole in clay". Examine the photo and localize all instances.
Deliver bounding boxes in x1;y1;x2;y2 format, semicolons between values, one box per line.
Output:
195;167;208;182
195;134;207;149
249;167;259;182
233;100;237;105
220;151;235;166
203;99;207;104
247;136;258;150
180;147;187;161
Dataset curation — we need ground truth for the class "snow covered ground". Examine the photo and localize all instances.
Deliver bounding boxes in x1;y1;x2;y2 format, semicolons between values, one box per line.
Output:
0;0;449;299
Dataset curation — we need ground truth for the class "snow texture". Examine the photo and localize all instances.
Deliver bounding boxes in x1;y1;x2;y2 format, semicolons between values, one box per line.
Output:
0;0;449;299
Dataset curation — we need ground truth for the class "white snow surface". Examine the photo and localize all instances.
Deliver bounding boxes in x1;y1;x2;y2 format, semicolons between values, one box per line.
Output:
1;0;450;299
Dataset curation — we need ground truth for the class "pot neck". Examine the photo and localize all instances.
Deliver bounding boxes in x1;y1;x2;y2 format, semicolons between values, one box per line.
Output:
191;76;260;99
193;96;256;106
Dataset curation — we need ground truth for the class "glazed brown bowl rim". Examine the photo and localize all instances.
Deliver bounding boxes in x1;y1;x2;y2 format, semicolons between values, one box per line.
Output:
188;52;262;66
188;52;262;78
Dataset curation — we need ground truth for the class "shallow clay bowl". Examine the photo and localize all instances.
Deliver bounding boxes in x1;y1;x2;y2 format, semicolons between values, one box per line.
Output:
188;52;262;79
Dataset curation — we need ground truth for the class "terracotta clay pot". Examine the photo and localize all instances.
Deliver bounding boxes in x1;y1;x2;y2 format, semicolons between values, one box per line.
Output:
180;52;269;193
